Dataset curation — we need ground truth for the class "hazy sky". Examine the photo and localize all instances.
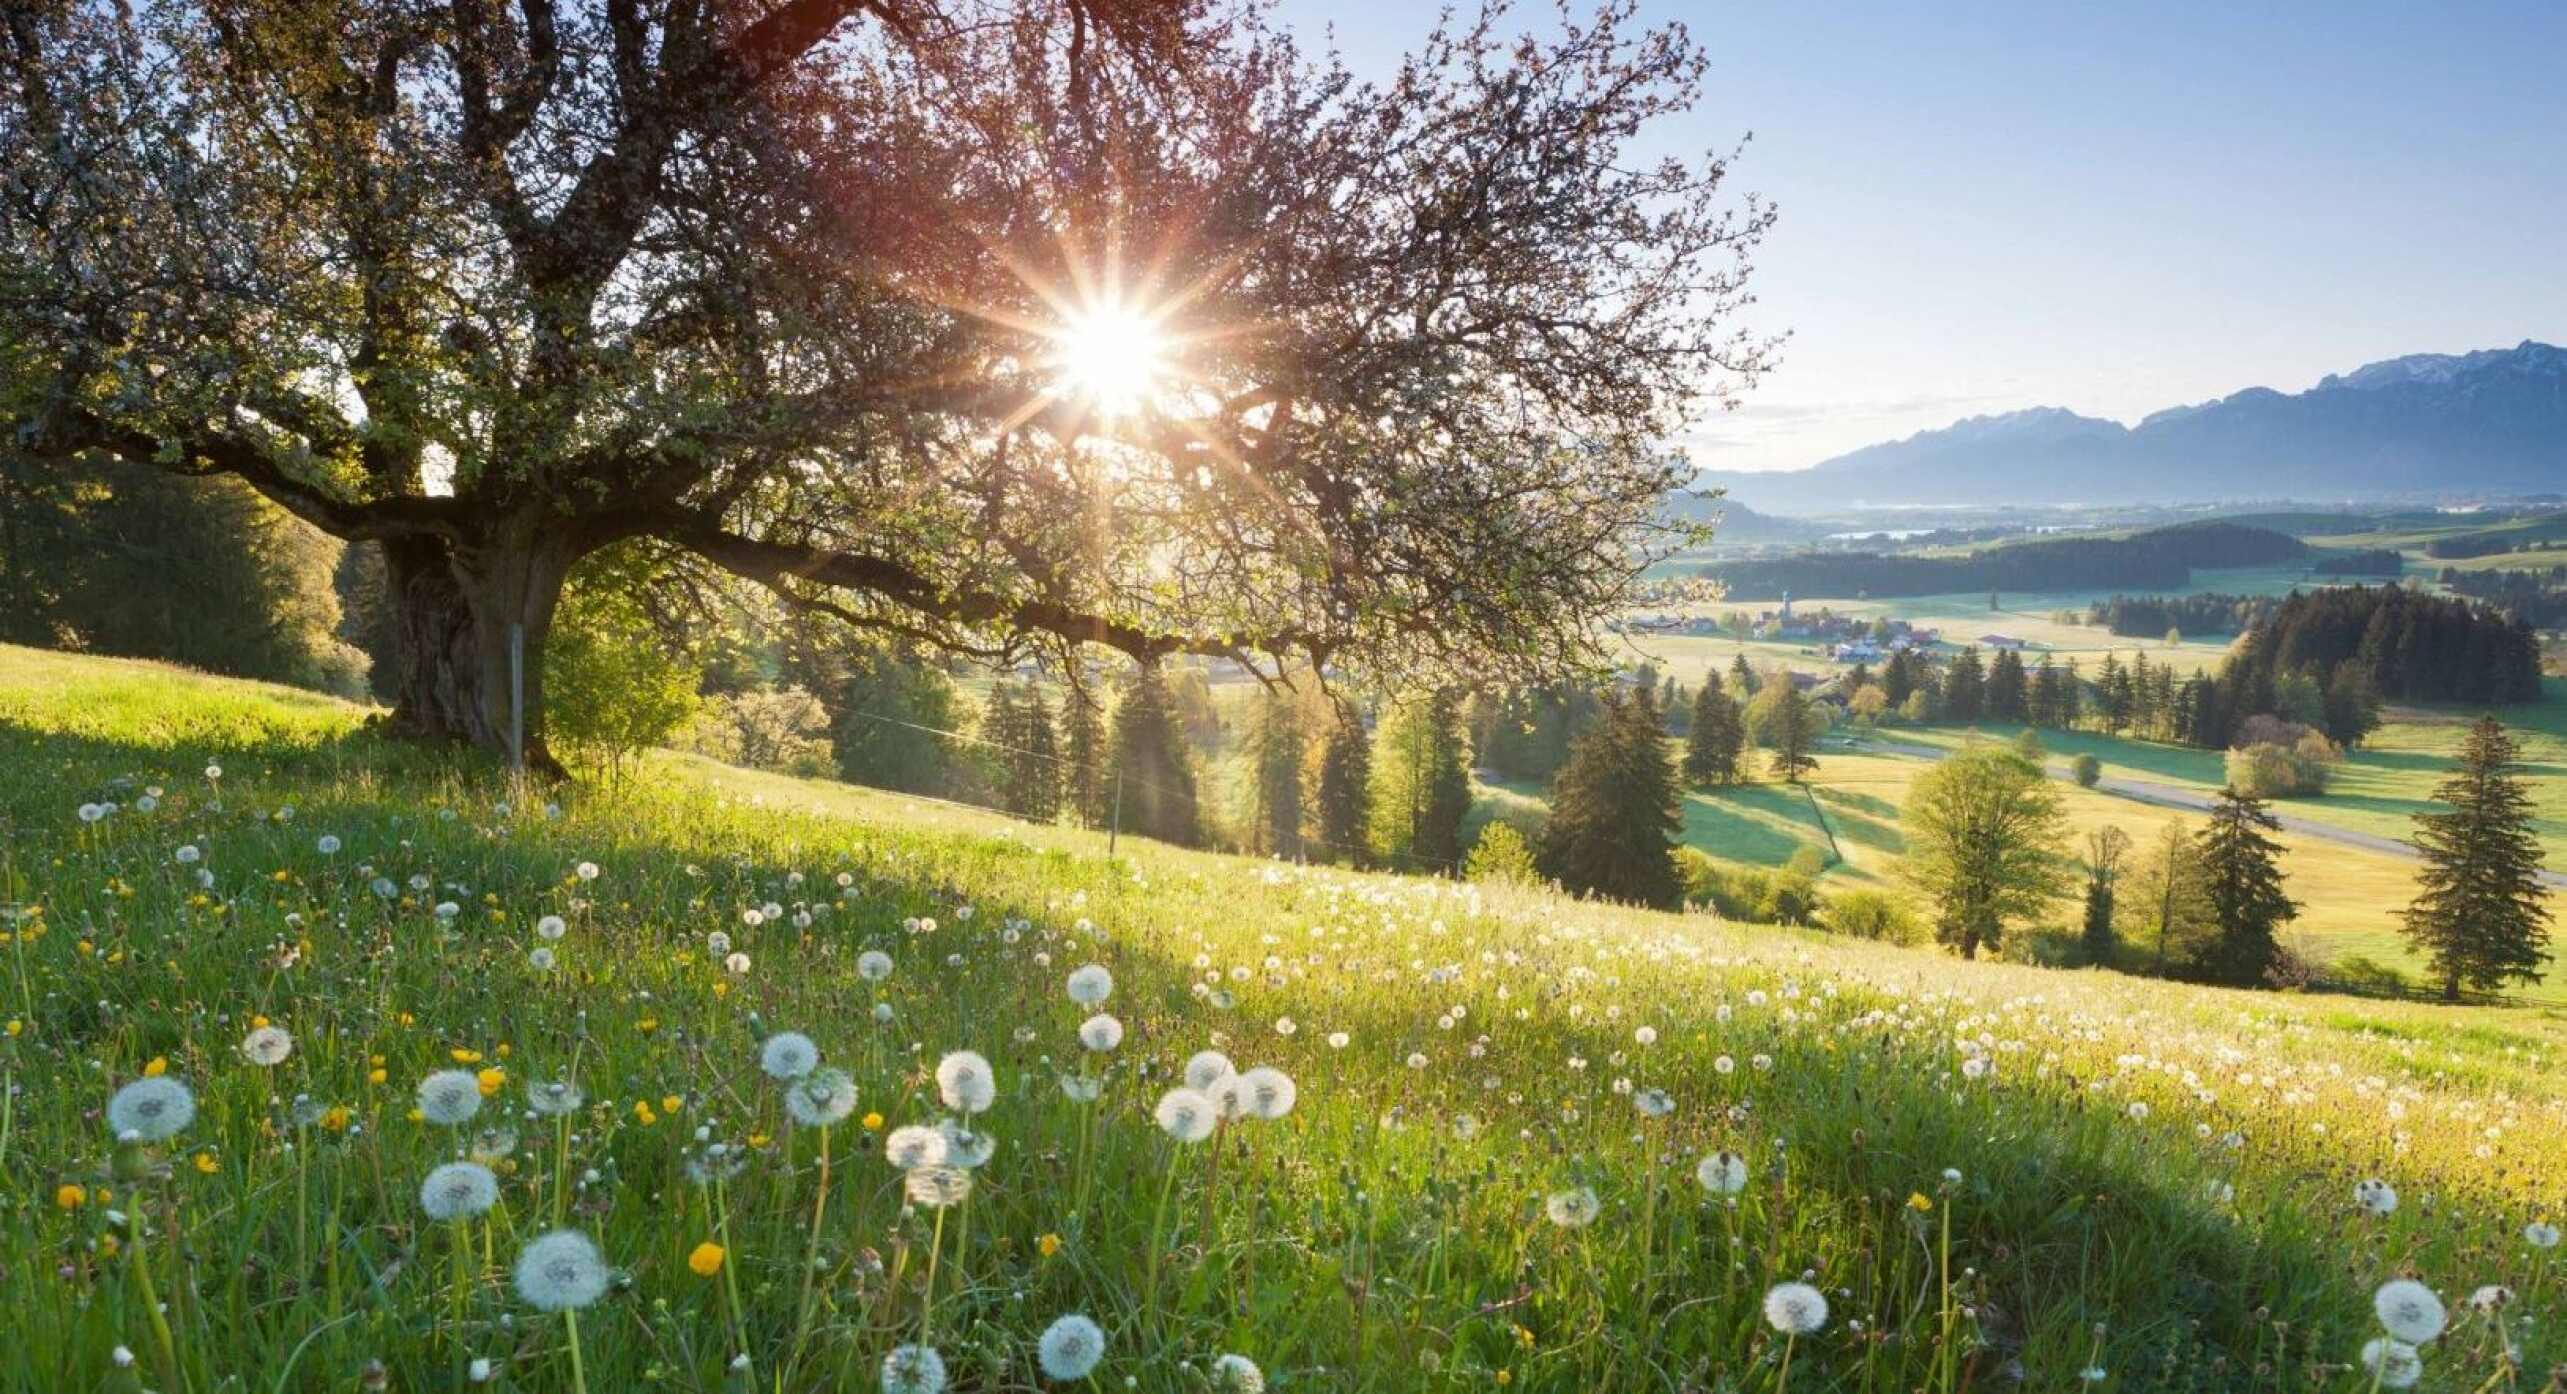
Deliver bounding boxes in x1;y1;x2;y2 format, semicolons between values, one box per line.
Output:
1285;0;2567;472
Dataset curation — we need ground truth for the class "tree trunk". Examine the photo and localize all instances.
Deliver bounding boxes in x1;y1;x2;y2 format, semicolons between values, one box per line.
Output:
379;525;579;774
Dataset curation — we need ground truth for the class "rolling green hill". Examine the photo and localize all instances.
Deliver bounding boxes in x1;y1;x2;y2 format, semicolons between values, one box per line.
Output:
0;644;2561;1393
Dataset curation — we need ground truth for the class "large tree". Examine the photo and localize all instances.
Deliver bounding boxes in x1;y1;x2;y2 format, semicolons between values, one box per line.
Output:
2193;786;2297;986
1;0;1772;770
1897;742;2070;960
1368;689;1470;871
1536;687;1681;907
2402;716;2552;1000
1680;670;1743;786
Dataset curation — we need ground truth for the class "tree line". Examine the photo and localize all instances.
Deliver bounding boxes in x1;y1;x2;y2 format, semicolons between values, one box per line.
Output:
1700;522;2306;602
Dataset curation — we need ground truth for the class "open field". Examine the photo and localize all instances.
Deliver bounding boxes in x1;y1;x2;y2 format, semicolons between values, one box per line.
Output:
4;643;2565;1393
1484;741;2499;1000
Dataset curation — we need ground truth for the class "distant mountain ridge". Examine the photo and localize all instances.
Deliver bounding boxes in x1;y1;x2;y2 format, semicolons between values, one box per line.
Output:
1699;340;2567;508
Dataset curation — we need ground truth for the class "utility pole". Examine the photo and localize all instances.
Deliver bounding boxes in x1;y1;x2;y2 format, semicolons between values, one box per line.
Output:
508;623;526;775
1107;767;1123;858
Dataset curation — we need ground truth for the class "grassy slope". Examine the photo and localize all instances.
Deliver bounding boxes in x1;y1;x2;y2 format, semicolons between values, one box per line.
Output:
1;645;2563;1394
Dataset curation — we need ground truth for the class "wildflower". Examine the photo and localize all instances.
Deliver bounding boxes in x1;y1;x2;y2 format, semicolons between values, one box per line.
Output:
574;862;599;881
513;1230;609;1311
175;845;201;865
880;1344;947;1394
2372;1280;2446;1344
2468;1284;2513;1312
858;950;894;981
1037;1314;1106;1381
78;803;105;823
1907;1192;1934;1212
905;1166;973;1209
1066;964;1113;1006
1210;1354;1266;1393
2357;1338;2422;1390
1183;1050;1236;1091
1239;1066;1297;1120
2526;1221;2561;1249
760;1032;820;1080
1697;1150;1749;1195
939;1119;997;1168
528;947;556;971
1544;1187;1600;1228
1037;1232;1063;1258
935;1050;996;1114
316;834;341;855
56;1183;86;1209
1763;1281;1829;1335
886;1125;949;1170
1155;1088;1217;1143
1633;1087;1674;1118
1078;1014;1124;1053
420;1162;501;1220
536;915;567;940
477;1067;507;1096
2355;1178;2398;1216
527;1079;585;1117
418;1070;485;1126
687;1242;725;1277
107;1076;196;1142
784;1067;857;1127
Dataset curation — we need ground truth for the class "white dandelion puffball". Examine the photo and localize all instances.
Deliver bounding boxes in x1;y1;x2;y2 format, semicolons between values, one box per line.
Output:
881;1344;948;1394
316;834;341;855
935;1050;996;1115
938;1119;997;1169
1037;1314;1107;1381
418;1070;485;1126
175;844;201;865
1697;1149;1749;1195
528;947;556;971
723;951;751;974
241;1025;294;1066
2373;1280;2446;1344
77;802;105;823
1184;1050;1236;1092
2359;1339;2422;1390
1544;1187;1600;1229
1208;1073;1252;1122
1210;1354;1267;1394
513;1230;610;1312
107;1076;196;1142
1155;1087;1217;1143
574;861;599;881
857;949;895;981
420;1162;501;1220
1066;964;1113;1006
1633;1087;1674;1118
903;1165;974;1210
785;1067;857;1127
2355;1178;2399;1215
2469;1285;2513;1312
885;1124;950;1170
1060;1074;1102;1103
760;1032;820;1080
1078;1013;1124;1053
2527;1221;2561;1249
1239;1066;1297;1121
1763;1281;1830;1336
536;914;567;941
528;1079;585;1117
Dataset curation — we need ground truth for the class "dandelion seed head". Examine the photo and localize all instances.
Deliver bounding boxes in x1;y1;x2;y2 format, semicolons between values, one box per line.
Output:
419;1070;484;1126
513;1229;609;1312
241;1025;294;1066
420;1162;500;1220
935;1050;995;1114
107;1076;196;1142
1156;1087;1217;1143
2358;1338;2422;1390
2373;1280;2446;1344
880;1344;947;1394
1763;1281;1829;1336
1183;1050;1236;1092
1544;1187;1599;1229
1036;1314;1106;1381
760;1032;820;1081
784;1067;857;1127
1066;964;1113;1006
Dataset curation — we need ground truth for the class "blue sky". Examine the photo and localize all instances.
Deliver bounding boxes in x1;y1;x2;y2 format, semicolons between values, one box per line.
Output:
1284;0;2567;471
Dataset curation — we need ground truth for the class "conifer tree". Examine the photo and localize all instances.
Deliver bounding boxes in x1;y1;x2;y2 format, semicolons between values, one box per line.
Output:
1729;652;1758;696
1536;689;1682;907
1370;690;1471;871
1312;708;1373;865
1061;682;1109;828
1108;663;1199;846
2402;717;2553;1000
1682;673;1745;787
1760;679;1822;782
2194;786;2297;985
1945;647;1986;722
1248;692;1307;858
1986;648;2028;722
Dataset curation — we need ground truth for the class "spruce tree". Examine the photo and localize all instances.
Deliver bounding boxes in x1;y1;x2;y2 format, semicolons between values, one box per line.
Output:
1312;709;1373;865
2402;716;2553;1000
1061;682;1108;827
1728;652;1758;696
2081;826;2131;967
1682;673;1744;787
1986;648;2028;722
2194;786;2297;986
1369;690;1471;871
1945;647;1986;722
1536;690;1682;907
1249;692;1306;858
1107;663;1200;846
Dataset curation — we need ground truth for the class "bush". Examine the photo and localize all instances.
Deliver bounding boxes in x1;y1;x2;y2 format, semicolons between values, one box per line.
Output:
1463;821;1542;886
2071;753;2102;788
545;560;702;778
2329;955;2412;995
1824;889;1924;945
2224;741;2328;798
1676;849;1821;926
687;686;835;776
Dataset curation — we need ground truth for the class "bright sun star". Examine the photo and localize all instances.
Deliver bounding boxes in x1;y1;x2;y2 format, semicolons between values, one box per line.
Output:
1051;302;1167;417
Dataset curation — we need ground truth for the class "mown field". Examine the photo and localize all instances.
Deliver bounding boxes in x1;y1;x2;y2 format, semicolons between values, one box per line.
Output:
2;644;2563;1394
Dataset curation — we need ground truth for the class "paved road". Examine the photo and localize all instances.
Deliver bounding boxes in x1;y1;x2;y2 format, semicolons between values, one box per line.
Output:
1853;737;2567;890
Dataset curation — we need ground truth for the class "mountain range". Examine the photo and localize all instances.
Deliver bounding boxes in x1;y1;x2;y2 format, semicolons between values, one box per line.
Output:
1696;340;2567;510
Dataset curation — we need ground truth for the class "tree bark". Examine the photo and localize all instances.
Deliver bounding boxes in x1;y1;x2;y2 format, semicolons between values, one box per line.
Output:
379;524;579;775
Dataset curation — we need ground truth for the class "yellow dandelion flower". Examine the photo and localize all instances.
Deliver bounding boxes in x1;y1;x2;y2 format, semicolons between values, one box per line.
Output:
861;1112;885;1131
192;1152;218;1175
143;1057;167;1077
323;1106;351;1131
633;1099;658;1125
637;1018;660;1035
1908;1192;1934;1213
450;1048;483;1064
54;1183;85;1210
661;1094;682;1115
688;1242;725;1277
1038;1233;1063;1258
